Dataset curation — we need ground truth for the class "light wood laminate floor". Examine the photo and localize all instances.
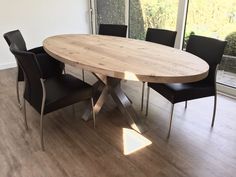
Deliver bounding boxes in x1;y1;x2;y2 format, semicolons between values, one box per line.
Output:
0;66;236;177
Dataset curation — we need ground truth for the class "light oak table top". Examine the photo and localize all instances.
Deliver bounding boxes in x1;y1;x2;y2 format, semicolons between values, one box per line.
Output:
43;34;209;83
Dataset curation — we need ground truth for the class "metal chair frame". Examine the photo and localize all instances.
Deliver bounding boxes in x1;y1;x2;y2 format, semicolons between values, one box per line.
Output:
145;65;219;138
23;77;96;150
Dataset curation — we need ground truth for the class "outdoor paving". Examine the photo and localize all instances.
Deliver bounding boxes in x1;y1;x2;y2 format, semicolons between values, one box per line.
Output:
217;70;236;88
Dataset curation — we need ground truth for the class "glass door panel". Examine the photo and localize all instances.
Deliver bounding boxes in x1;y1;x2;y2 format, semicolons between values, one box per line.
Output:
129;0;179;40
185;0;236;88
96;0;126;33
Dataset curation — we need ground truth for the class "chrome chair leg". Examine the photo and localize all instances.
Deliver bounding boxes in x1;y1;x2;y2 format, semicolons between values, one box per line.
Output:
211;95;217;127
40;113;45;151
16;80;22;109
140;82;145;111
145;87;150;116
185;101;188;109
40;79;46;151
167;104;174;139
82;69;85;82
91;98;96;128
23;99;28;130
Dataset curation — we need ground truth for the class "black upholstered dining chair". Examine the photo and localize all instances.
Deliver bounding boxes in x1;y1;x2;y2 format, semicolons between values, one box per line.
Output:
99;24;128;37
3;30;65;109
146;35;227;138
140;28;177;111
81;24;128;81
10;44;95;150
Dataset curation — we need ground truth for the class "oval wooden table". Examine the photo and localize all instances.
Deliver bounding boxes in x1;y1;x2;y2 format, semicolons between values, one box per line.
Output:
43;34;209;133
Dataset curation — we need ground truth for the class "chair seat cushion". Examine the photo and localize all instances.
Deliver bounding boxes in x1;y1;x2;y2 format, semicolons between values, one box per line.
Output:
148;81;215;104
43;74;93;114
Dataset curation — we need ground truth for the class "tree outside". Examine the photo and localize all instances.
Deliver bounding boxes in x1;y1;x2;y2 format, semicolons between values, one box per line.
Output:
185;0;236;56
224;32;236;56
96;0;236;56
129;0;178;40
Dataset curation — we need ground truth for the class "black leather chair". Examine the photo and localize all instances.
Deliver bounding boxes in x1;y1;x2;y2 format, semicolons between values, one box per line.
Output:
146;35;227;138
10;44;95;150
81;24;128;81
140;28;177;111
3;30;65;109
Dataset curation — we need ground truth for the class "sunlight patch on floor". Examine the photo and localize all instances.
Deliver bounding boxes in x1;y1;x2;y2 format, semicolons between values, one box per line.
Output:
123;128;152;155
124;71;139;81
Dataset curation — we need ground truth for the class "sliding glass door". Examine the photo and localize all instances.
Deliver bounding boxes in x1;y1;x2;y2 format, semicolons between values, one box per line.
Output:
93;0;180;40
184;0;236;88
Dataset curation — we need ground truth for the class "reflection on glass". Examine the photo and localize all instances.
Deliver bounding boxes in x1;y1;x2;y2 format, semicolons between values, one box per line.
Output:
96;0;125;32
129;0;179;40
185;0;236;88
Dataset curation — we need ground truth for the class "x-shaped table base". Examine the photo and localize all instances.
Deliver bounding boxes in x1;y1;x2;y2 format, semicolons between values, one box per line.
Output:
82;73;147;133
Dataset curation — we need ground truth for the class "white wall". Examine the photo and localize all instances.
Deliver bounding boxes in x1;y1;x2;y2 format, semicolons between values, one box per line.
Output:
0;0;90;69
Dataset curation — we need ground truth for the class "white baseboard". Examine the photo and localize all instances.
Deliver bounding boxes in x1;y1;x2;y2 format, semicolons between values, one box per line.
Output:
0;62;17;70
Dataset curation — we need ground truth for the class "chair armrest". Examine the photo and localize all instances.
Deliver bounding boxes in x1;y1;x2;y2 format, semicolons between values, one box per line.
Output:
29;46;65;78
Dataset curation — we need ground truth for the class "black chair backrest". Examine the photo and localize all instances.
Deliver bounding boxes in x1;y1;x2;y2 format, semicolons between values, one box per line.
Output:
3;30;27;51
99;24;127;37
186;35;227;84
146;28;177;47
10;44;43;111
3;30;27;81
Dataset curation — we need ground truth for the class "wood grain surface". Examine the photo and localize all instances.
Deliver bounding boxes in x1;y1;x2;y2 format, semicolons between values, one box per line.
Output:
43;34;209;83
